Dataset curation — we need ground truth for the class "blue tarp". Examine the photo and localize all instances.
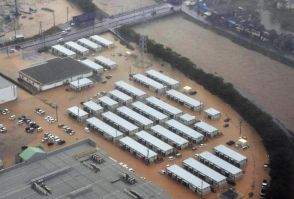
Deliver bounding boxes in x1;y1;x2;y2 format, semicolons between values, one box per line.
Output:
195;2;209;11
227;19;237;26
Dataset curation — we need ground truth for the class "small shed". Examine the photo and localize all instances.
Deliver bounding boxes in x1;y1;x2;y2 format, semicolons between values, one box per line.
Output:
178;113;196;125
67;106;89;121
19;147;46;162
204;108;221;120
70;78;93;91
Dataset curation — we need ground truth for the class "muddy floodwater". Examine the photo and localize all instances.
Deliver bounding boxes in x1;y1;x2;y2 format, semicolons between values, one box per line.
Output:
135;15;294;131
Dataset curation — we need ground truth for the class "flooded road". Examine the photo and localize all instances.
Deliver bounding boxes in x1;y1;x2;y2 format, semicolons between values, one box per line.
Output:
134;15;294;131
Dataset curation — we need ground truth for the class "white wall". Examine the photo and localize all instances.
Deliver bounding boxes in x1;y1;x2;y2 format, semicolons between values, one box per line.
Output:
0;86;17;104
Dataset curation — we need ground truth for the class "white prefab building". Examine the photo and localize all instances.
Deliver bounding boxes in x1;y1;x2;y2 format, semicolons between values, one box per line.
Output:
77;38;102;51
116;106;153;130
150;125;189;149
83;100;103;116
179;113;197;125
98;96;119;110
80;59;103;73
95;56;117;69
145;96;183;118
194;121;219;138
146;69;180;89
67;106;89;121
0;76;17;104
51;45;76;58
65;41;89;56
90;35;114;48
119;136;158;163
165;119;204;143
197;151;243;181
70;78;93;91
135;131;174;156
86;117;123;141
132;74;166;94
166;89;204;111
182;158;227;187
115;81;147;100
166;164;211;195
214;145;247;168
102;111;139;135
108;89;133;105
131;101;169;124
204;108;221;120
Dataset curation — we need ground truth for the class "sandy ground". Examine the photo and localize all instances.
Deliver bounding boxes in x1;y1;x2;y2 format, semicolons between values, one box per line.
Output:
0;32;268;199
92;0;157;15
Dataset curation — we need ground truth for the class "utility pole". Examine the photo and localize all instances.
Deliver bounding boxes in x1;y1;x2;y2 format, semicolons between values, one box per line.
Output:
66;7;69;22
55;105;58;122
239;119;243;137
52;11;56;26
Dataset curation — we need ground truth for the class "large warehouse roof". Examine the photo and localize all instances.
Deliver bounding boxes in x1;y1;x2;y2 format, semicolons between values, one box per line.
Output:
136;131;173;152
132;101;168;121
86;117;123;138
146;70;179;86
19;57;92;85
146;96;182;116
214;145;247;163
117;106;153;126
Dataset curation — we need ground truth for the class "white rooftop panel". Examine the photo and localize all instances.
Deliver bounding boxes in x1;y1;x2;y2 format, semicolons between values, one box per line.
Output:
205;108;220;116
146;96;182;116
136;131;173;152
102;111;138;132
81;59;103;71
194;121;218;133
78;38;99;49
214;145;247;163
115;81;146;98
70;78;93;88
86;117;123;138
83;101;103;112
65;41;88;53
117;106;153;126
109;90;132;102
67;106;88;117
119;136;157;158
167;165;210;190
146;69;179;86
166;89;202;108
133;74;165;90
132;101;168;121
179;113;196;122
95;56;116;66
90;35;113;46
52;45;76;56
98;96;118;107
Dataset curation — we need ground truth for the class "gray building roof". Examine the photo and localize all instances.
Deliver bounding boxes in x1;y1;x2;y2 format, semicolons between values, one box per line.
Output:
0;76;14;89
136;131;173;152
214;145;247;163
20;57;92;85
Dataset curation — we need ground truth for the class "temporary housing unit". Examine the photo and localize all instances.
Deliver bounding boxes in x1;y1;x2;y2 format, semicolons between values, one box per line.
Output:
145;96;183;118
77;38;102;51
51;45;76;58
165;119;204;143
214;145;247;168
95;56;117;69
70;78;93;91
166;164;211;195
80;59;103;73
86;117;123;141
135;131;174;156
132;74;166;94
146;69;180;89
108;89;133;105
83;100;103;116
194;121;219;138
115;81;147;100
150;125;189;149
101;111;139;135
182;158;227;187
67;106;89;121
119;136;158;163
131;101;169;124
98;96;119;110
178;113;196;125
90;35;114;48
197;151;243;181
166;89;204;111
204;108;221;120
0;76;17;104
116;106;153;130
65;41;89;56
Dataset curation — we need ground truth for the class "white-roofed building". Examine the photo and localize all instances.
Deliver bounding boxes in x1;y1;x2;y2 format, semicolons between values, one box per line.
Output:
194;121;219;138
197;151;243;181
166;89;204;111
77;38;102;51
115;81;147;100
132;74;166;94
119;136;158;163
80;59;103;73
108;89;133;105
67;106;89;121
65;41;89;56
178;113;197;125
131;101;169;124
95;56;117;69
102;111;139;135
90;35;114;48
86;117;124;141
98;96;119;110
146;69;180;89
0;76;17;104
51;45;76;58
117;106;153;130
70;78;93;91
135;131;174;156
214;145;247;168
166;164;211;195
82;100;103;116
204;108;221;120
150;125;189;149
182;158;227;187
165;119;204;143
145;96;183;118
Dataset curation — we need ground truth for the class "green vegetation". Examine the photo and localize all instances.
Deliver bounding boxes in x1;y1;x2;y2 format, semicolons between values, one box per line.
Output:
118;26;294;199
271;9;294;32
67;0;108;19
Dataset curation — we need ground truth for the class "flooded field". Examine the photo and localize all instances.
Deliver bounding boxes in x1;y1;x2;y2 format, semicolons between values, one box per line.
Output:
134;14;294;131
0;32;268;199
